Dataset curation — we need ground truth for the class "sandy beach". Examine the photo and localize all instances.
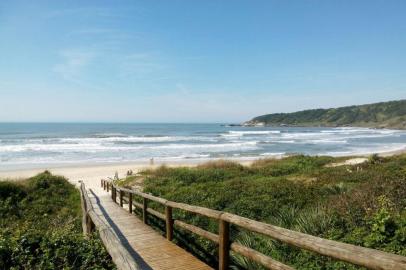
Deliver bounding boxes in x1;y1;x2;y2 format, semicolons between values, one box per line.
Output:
0;158;256;186
1;146;405;186
0;161;194;186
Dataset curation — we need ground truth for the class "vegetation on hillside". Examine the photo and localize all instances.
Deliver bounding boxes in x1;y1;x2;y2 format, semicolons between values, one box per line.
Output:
0;172;114;269
118;155;406;269
245;99;406;129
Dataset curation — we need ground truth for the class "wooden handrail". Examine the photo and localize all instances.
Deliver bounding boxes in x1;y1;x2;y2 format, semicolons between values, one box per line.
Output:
230;243;294;270
101;179;406;270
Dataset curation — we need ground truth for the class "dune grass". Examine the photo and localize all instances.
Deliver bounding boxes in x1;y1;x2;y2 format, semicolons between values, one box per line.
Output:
118;154;406;269
0;171;115;269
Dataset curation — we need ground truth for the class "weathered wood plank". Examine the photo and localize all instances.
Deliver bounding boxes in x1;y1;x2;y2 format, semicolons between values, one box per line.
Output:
174;220;219;243
218;219;230;270
166;201;222;220
143;197;148;224
82;181;212;270
231;243;294;270
128;193;133;213
165;206;173;241
79;182;141;270
221;212;406;270
79;182;88;235
104;179;406;270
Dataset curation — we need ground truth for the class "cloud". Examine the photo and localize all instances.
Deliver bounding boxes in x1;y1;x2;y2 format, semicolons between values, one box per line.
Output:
118;53;165;78
53;49;95;81
45;7;121;19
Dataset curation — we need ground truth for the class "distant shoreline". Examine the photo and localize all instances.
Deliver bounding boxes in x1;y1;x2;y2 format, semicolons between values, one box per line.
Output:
243;99;406;130
240;123;406;130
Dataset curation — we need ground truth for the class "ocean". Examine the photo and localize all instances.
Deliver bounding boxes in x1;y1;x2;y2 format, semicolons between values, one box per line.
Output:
0;123;405;170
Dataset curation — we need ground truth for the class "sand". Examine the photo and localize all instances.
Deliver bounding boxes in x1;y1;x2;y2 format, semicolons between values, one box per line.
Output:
0;159;254;186
326;157;369;167
1;147;405;186
0;162;194;186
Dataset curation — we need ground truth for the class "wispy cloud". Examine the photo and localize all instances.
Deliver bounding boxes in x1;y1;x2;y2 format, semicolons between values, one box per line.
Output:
46;7;122;19
118;53;166;78
53;49;95;81
67;28;142;43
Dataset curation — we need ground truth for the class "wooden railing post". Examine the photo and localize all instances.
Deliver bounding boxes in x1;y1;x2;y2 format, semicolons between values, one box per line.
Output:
101;179;103;188
219;219;230;270
98;182;406;270
128;193;133;213
107;182;110;192
86;214;95;234
143;198;148;224
165;206;173;241
119;190;124;207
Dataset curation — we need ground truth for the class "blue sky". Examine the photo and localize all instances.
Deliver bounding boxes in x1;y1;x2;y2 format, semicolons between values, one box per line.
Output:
0;0;405;122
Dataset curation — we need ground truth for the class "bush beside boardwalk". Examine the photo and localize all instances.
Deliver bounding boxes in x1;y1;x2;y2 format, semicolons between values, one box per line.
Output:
0;172;115;269
119;155;406;269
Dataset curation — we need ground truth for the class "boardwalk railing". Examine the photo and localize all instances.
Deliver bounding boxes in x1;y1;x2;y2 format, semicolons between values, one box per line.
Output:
101;179;406;270
79;181;141;270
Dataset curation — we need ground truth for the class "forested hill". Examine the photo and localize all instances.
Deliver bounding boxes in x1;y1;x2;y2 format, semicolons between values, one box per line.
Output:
244;99;406;129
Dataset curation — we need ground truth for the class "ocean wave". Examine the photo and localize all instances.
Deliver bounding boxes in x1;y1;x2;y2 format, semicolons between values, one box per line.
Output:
91;133;128;138
161;154;211;160
150;142;258;150
60;136;177;143
1;125;405;167
221;131;281;137
281;132;327;138
260;152;285;156
260;139;296;144
229;130;280;135
0;141;259;153
0;135;219;145
306;139;348;144
321;127;401;135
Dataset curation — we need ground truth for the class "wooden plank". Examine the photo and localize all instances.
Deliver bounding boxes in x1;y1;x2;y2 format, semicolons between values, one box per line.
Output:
165;206;173;241
147;207;165;220
174;220;219;243
218;220;230;270
84;182;212;270
128;193;133;213
143;197;148;224
103;180;406;270
79;182;88;235
79;183;141;270
231;243;293;270
120;190;124;207
221;212;406;270
166;201;222;220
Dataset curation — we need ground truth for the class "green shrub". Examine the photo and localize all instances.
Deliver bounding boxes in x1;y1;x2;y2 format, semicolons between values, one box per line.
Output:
138;154;406;269
0;172;114;269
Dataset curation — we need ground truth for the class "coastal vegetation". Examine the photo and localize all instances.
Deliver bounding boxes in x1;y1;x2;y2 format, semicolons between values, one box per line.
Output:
245;99;406;129
118;154;406;269
0;172;114;269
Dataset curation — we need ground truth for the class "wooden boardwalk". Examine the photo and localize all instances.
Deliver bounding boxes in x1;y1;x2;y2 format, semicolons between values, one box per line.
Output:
84;184;212;270
80;180;406;270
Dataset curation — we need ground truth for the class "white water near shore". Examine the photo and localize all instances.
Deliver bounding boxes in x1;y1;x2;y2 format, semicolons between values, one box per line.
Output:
1;123;406;173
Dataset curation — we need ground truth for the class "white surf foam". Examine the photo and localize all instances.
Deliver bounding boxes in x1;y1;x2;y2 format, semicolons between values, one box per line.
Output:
227;130;281;135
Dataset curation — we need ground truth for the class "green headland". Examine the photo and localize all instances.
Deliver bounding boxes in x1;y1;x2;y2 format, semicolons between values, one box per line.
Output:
244;99;406;129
